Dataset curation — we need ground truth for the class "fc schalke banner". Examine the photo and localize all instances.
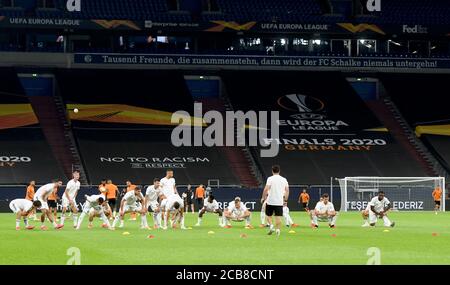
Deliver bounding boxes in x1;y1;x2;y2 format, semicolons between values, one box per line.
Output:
74;53;450;71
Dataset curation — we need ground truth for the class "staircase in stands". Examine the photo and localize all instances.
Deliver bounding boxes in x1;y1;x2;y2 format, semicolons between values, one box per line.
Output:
52;89;89;184
28;76;88;184
197;91;263;188
366;96;449;180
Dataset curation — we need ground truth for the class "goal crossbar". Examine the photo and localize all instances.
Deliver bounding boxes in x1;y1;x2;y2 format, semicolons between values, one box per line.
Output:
337;176;445;212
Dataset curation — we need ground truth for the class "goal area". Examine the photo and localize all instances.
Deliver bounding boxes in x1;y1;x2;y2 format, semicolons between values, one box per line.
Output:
337;177;446;212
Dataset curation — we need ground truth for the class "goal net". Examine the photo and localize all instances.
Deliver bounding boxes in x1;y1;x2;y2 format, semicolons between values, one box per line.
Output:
337;177;445;212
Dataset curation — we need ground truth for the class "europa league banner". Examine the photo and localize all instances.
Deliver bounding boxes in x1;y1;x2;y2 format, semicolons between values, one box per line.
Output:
221;70;383;134
220;70;426;184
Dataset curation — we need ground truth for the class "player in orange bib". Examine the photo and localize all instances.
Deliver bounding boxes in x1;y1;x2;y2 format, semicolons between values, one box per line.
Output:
432;186;443;214
298;189;310;212
106;179;119;218
25;181;38;220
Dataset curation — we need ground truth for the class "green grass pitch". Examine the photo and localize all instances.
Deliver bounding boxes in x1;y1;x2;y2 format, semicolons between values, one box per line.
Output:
0;211;449;265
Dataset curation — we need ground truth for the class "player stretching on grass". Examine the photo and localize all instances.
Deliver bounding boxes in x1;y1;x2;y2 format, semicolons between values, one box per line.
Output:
144;178;162;229
224;197;252;228
112;186;148;229
162;193;186;230
195;194;223;227
159;169;177;227
76;194;112;230
283;201;298;228
61;171;80;228
33;180;64;230
261;165;289;236
365;191;395;228
9;199;41;230
310;193;337;228
87;199;113;229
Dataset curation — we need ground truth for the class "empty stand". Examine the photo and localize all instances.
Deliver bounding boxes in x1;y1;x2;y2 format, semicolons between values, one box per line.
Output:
0;68;65;184
55;69;240;185
379;73;450;179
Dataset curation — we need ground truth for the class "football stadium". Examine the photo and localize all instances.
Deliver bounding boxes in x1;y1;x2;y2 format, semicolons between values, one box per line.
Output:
0;0;449;267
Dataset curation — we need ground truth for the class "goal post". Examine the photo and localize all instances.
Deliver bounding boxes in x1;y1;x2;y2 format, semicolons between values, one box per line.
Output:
337;177;445;212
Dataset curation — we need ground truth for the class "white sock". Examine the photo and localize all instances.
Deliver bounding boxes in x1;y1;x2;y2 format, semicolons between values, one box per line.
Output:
141;215;148;228
76;212;86;229
153;212;159;227
16;219;20;227
61;215;65;225
73;214;78;226
382;216;391;227
181;216;185;227
245;216;251;226
197;217;202;225
112;215;120;227
312;215;318;225
100;213;111;228
260;211;265;224
330;216;337;226
157;212;162;226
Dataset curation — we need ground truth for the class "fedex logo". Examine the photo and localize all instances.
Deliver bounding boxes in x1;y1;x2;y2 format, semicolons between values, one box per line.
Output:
402;25;428;34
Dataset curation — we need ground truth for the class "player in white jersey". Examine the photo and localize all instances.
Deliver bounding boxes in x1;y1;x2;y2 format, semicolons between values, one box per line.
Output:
144;178;162;229
224;197;252;228
195;194;224;227
310;193;337;228
9;199;42;230
88;200;113;229
160;169;177;199
367;191;395;227
162;193;186;230
159;169;177;227
76;194;112;230
33;179;64;230
112;186;148;229
283;201;298;228
261;165;289;236
60;171;81;228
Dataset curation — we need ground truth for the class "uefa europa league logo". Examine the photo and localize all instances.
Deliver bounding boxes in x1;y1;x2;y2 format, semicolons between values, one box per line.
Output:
277;94;326;120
